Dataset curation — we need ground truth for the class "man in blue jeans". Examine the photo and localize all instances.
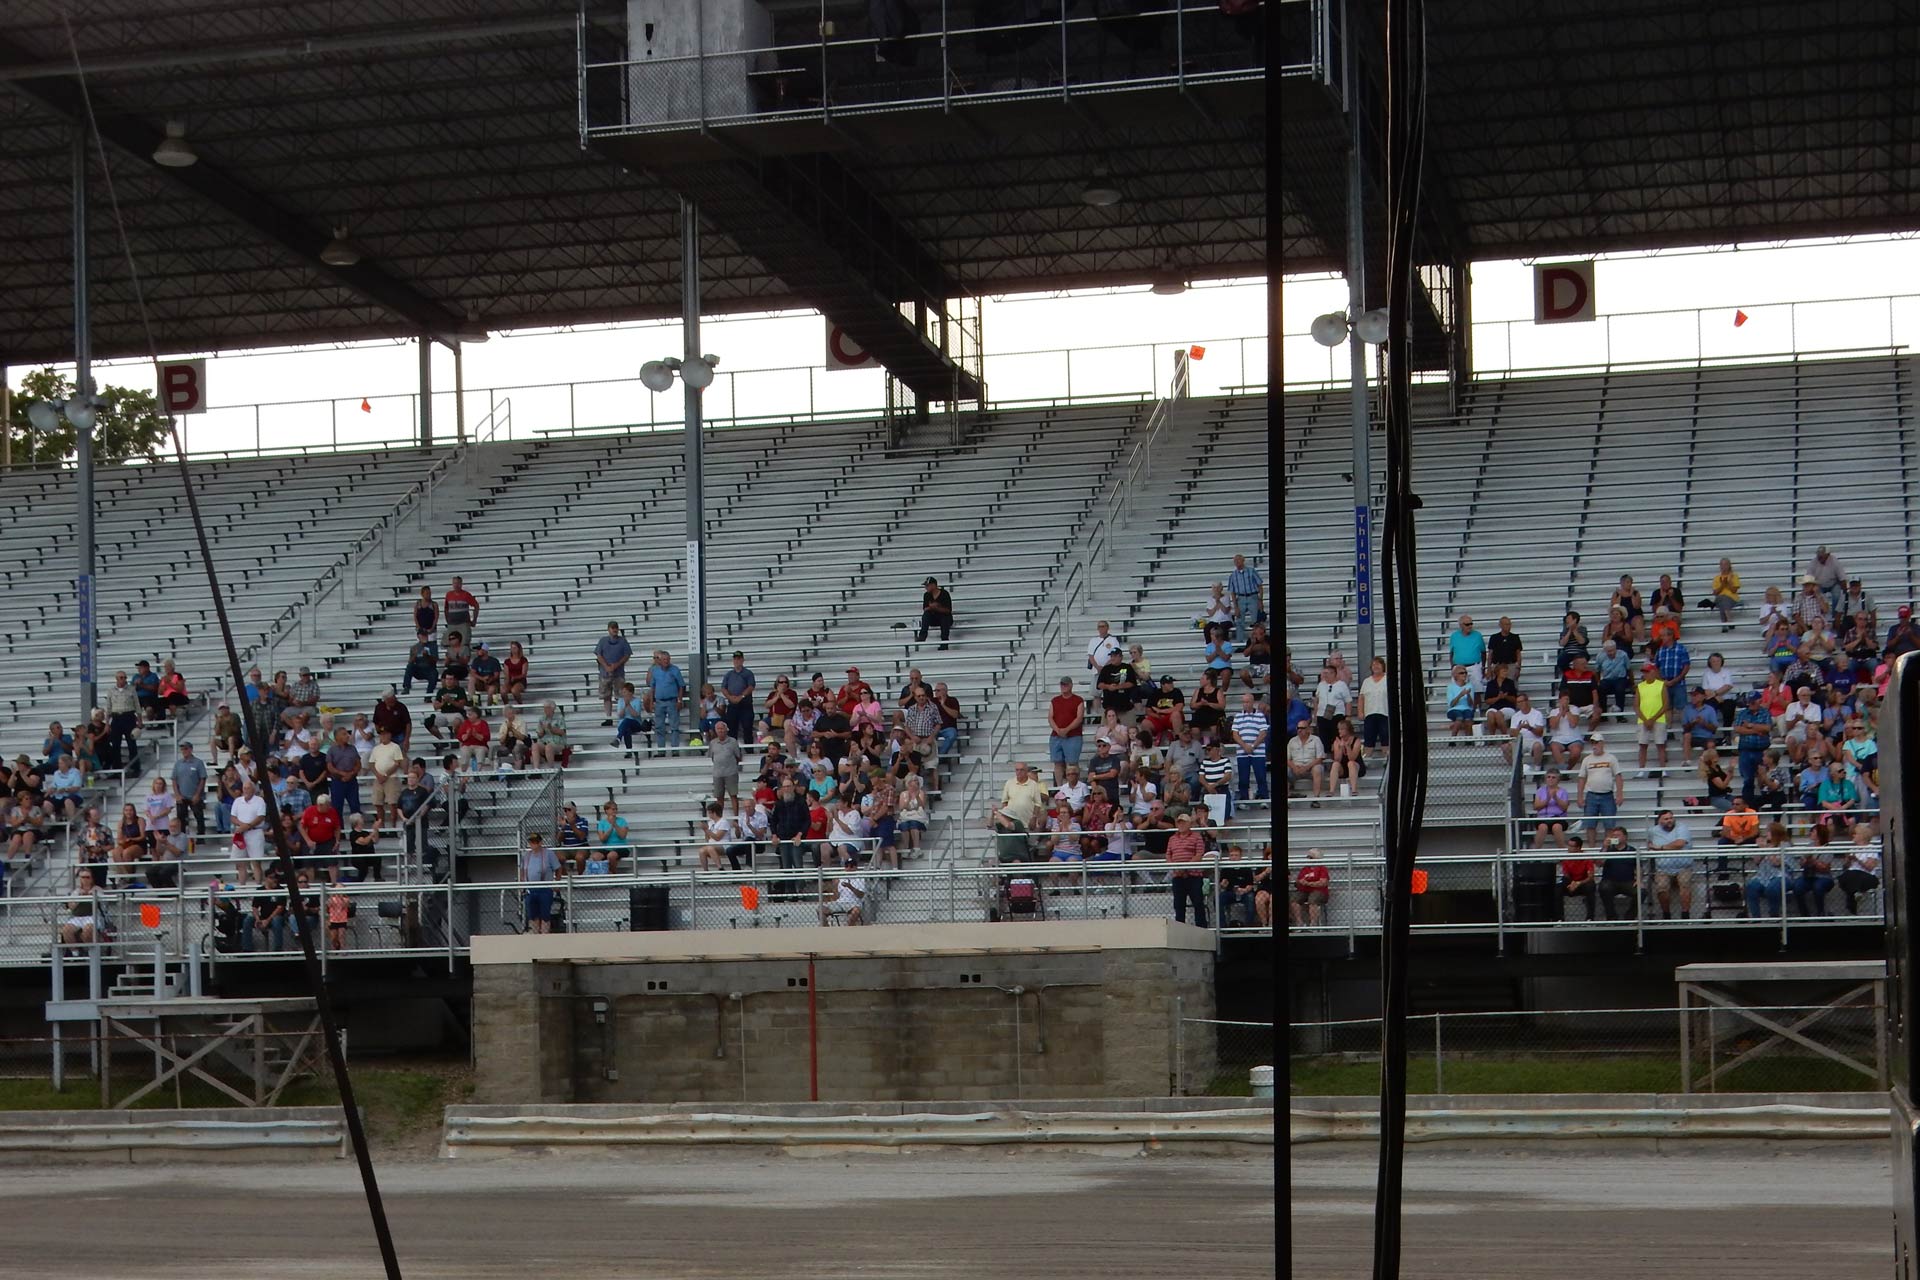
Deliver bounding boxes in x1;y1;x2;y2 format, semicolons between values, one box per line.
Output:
1231;694;1270;801
1731;689;1773;799
1227;554;1263;646
1575;733;1624;837
644;649;687;751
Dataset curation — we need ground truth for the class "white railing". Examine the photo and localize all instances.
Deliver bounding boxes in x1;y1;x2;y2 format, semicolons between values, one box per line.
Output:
3;849;1274;968
1281;291;1920;388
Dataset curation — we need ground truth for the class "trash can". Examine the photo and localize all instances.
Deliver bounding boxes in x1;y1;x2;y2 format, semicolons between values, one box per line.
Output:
1249;1065;1274;1098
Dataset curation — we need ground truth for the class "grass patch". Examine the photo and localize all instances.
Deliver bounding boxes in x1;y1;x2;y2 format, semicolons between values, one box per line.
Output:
1289;1053;1860;1096
0;1061;472;1152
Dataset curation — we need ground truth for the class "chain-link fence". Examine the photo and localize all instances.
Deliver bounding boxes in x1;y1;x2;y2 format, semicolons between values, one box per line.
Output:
1175;1017;1275;1096
1289;1005;1884;1096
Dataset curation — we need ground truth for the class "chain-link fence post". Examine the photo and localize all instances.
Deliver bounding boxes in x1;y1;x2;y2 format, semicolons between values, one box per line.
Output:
1432;1013;1444;1094
1173;994;1185;1097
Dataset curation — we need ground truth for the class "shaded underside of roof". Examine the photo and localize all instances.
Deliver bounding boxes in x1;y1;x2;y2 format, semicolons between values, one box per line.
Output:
0;0;1267;363
1281;0;1920;274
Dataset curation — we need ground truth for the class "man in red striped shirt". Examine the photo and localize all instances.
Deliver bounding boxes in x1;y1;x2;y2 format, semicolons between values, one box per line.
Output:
1165;813;1210;927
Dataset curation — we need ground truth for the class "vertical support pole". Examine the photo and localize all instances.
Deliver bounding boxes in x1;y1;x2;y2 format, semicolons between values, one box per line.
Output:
913;301;930;422
1;372;11;471
418;335;434;448
453;341;467;444
1432;1014;1444;1094
1344;25;1373;678
806;953;819;1101
1448;258;1473;417
72;127;99;723
682;197;709;693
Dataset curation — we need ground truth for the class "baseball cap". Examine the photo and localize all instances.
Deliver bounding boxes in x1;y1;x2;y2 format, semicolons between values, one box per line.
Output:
1801;574;1817;585
474;641;488;649
1589;732;1606;744
1642;662;1658;673
924;576;937;585
1746;689;1764;701
216;701;229;709
846;666;860;675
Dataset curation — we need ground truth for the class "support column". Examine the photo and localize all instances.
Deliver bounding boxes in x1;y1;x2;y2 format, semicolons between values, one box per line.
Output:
1345;24;1374;676
73;125;97;722
418;335;434;449
453;341;467;443
682;196;708;694
1448;259;1473;416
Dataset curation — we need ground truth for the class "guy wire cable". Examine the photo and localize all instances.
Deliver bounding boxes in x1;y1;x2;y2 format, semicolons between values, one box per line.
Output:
59;15;404;1278
1370;0;1429;1276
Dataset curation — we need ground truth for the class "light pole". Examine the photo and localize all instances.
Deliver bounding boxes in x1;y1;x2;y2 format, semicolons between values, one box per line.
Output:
1311;306;1390;674
640;349;720;694
31;125;102;723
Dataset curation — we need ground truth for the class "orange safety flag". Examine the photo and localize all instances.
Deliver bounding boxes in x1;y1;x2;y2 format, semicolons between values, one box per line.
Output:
1410;869;1429;896
139;903;162;928
739;885;760;911
360;397;372;412
1189;344;1206;359
1733;310;1749;328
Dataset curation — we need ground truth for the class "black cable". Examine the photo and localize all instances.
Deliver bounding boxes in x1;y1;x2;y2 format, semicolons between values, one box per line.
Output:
58;16;404;1278
1370;0;1428;1276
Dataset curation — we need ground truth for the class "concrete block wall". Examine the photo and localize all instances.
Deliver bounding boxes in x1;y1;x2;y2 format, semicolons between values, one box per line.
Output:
473;939;1215;1104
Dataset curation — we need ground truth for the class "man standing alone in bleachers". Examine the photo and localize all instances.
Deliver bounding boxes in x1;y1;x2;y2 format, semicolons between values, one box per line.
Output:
1449;616;1487;693
1227;554;1263;645
1807;546;1847;614
443;576;480;647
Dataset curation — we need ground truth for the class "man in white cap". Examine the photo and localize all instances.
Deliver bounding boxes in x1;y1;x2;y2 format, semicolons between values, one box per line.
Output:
1575;732;1624;838
1789;574;1830;631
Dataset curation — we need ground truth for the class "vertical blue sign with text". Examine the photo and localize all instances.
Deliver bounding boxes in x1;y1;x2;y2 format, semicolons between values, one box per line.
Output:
77;573;95;684
1354;506;1372;626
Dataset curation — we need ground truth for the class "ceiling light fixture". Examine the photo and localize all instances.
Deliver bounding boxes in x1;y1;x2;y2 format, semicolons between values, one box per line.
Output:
319;226;360;267
1150;269;1187;296
1080;183;1122;207
151;120;197;168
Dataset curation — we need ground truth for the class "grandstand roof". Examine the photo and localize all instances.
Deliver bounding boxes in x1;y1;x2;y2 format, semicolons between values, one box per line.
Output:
0;0;1266;364
1282;0;1920;273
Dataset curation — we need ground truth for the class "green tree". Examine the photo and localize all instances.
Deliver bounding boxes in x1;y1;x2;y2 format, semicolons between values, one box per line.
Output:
6;366;174;466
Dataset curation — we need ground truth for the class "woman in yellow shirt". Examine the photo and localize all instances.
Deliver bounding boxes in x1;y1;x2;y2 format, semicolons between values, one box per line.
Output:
1707;557;1742;626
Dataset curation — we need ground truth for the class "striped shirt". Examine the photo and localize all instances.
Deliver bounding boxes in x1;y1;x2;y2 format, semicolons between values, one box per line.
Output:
1232;710;1270;751
1227;566;1262;597
1199;756;1233;789
1166;830;1208;875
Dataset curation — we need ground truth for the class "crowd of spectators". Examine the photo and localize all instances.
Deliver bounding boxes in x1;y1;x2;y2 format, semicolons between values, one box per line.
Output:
972;553;1271;929
1287;546;1898;928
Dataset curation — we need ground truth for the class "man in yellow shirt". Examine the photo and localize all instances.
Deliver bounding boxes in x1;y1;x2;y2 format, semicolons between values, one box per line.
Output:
1635;662;1670;770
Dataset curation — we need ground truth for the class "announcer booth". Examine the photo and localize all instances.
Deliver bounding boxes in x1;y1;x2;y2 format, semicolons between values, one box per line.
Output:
1887;654;1920;1274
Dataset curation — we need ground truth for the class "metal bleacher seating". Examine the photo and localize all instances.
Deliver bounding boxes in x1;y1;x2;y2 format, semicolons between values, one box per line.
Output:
5;393;1269;935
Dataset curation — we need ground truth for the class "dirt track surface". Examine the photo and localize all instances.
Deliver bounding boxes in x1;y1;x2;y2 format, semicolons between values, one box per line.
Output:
1291;1140;1892;1278
0;1149;1275;1278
